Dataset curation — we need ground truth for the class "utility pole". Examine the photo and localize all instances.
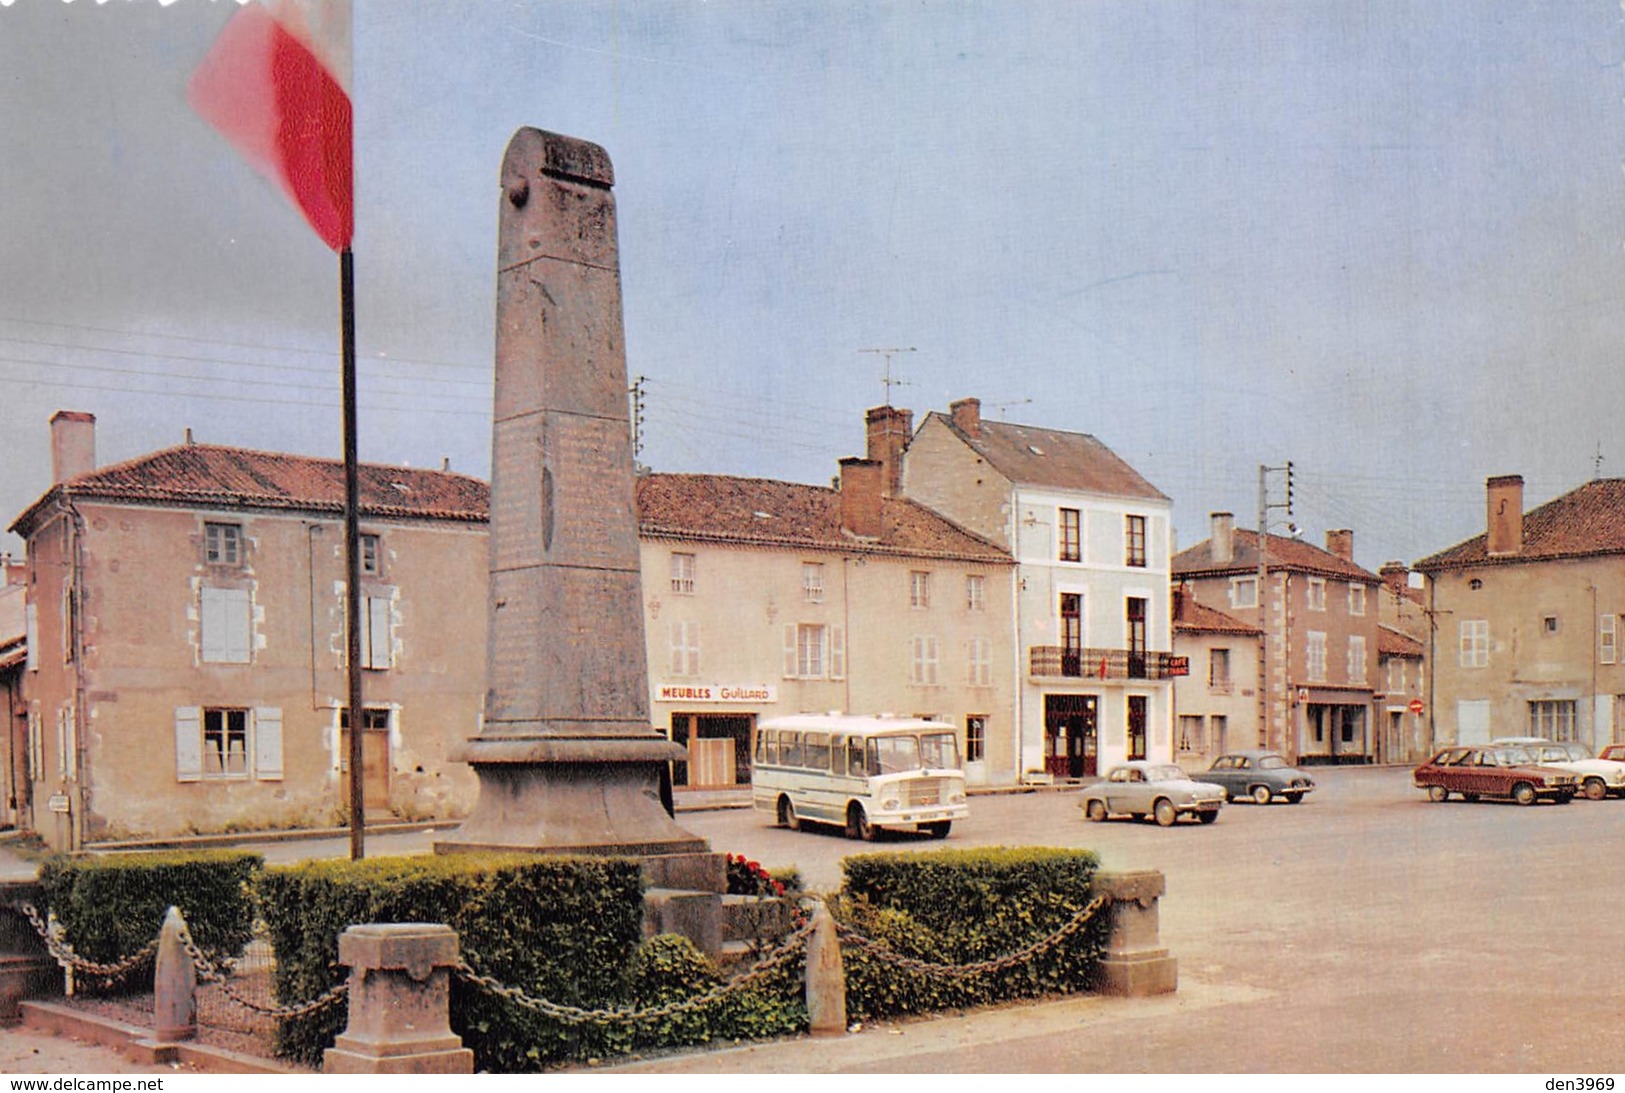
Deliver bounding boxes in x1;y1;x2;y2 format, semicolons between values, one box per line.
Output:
859;347;916;406
1258;461;1294;757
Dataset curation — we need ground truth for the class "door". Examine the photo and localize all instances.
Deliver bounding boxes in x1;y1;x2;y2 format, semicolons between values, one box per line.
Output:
1126;597;1148;679
339;726;390;812
1045;694;1098;778
1457;700;1491;745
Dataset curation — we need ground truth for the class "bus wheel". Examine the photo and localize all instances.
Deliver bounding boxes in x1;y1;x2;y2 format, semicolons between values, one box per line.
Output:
777;796;801;832
846;803;876;841
922;820;951;839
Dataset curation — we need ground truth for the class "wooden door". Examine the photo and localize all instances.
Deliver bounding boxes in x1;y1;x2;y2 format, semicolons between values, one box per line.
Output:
340;729;390;811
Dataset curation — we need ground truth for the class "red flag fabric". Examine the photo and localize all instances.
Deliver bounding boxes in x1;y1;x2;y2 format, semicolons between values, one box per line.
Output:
188;0;353;252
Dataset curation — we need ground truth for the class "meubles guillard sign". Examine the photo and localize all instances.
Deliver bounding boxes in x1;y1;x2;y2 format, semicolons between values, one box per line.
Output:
657;683;778;704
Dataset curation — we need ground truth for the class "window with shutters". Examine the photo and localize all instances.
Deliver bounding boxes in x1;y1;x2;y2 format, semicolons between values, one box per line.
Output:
363;593;394;670
910;635;939;685
200;586;252;664
784;623;844;680
909;571;932;608
1347;635;1367;683
1306;631;1328;683
175;706;282;782
670;552;696;595
967;636;992;687
1601;614;1618;665
1460;620;1489;668
669;620;700;676
965;574;985;611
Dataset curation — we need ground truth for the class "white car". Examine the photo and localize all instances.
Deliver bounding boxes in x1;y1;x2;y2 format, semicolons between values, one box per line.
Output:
1490;738;1625;800
1079;761;1226;826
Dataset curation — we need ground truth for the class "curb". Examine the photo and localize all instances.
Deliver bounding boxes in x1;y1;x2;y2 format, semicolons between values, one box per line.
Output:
18;1000;310;1075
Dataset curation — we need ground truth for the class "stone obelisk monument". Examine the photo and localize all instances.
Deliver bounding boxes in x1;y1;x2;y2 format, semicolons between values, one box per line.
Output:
437;129;705;857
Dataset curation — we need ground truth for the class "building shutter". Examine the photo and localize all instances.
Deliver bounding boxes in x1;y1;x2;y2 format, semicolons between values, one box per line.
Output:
24;603;37;671
365;595;393;669
830;626;846;680
201;587;251;664
783;625;798;678
253;707;283;781
175;707;203;782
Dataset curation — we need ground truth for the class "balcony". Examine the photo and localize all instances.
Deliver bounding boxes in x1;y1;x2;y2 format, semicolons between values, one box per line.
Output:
1029;646;1189;681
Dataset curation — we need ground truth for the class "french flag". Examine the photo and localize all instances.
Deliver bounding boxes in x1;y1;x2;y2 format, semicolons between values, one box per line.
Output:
188;0;353;253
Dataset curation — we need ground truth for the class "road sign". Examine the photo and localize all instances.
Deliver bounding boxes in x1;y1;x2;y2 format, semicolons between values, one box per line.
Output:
1408;698;1425;715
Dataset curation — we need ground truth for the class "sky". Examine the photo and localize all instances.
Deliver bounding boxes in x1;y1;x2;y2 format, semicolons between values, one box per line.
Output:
4;0;1625;570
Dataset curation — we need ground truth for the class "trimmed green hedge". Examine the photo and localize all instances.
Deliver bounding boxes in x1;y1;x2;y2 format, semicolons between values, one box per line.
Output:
38;850;263;994
834;846;1108;1020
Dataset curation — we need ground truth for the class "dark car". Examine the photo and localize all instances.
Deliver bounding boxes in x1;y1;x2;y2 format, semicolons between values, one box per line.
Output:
1203;751;1316;805
1412;745;1578;805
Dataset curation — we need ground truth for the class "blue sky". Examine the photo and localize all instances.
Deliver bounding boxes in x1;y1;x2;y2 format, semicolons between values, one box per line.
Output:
4;0;1624;568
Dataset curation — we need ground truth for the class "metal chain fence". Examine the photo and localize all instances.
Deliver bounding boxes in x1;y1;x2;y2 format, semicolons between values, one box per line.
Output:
832;893;1109;979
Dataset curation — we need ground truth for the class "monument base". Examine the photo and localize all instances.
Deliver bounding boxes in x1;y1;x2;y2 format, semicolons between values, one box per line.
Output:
434;736;708;857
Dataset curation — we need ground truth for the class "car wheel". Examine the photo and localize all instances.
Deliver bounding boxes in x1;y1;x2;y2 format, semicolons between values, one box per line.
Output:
1584;777;1607;801
1251;785;1273;805
847;803;877;841
1462;793;1479;802
1153;798;1177;827
1427;785;1449;802
1085;799;1108;823
1511;782;1537;807
1197;810;1219;824
1283;792;1303;805
777;796;801;831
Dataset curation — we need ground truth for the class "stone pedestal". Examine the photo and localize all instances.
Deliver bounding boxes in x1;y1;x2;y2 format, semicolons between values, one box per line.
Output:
323;924;473;1075
0;882;60;1024
1092;870;1178;997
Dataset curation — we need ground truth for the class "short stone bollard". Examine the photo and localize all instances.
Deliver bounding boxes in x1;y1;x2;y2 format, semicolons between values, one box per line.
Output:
1091;870;1178;997
153;907;196;1042
323;923;474;1074
804;902;846;1036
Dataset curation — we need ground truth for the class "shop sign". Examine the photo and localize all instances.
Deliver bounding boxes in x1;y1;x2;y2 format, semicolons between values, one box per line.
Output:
657;683;777;704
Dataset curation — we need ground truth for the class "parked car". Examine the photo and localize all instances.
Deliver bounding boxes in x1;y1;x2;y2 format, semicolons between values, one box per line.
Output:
1412;745;1578;805
1599;744;1625;764
1202;751;1316;804
1080;761;1225;826
1490;737;1625;800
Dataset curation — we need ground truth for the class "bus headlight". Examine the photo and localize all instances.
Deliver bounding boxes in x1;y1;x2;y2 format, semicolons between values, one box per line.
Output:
949;793;966;804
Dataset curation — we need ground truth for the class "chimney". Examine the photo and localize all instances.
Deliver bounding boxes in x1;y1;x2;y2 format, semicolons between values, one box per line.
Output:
1379;562;1409;599
1210;512;1235;565
949;397;982;439
864;405;913;497
2;556;24;587
1326;529;1354;562
1486;475;1524;556
50;410;96;483
839;457;884;539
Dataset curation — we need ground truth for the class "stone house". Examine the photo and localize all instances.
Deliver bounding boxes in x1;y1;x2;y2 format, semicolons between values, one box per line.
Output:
1374;561;1429;763
636;458;1016;788
1173;514;1384;764
1414;475;1625;750
1;561;26;830
901;398;1179;781
8;412;487;850
1170;586;1261;770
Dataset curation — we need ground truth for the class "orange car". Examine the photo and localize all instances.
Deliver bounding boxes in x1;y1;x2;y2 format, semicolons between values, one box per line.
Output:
1413;745;1578;806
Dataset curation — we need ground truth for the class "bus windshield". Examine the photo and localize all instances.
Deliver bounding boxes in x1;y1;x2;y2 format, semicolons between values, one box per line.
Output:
868;732;961;774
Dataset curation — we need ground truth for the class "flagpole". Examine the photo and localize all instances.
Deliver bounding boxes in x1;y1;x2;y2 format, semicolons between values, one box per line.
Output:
342;246;365;861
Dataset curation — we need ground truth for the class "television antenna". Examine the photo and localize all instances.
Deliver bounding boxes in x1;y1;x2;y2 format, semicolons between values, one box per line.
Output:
859;347;916;406
990;397;1032;420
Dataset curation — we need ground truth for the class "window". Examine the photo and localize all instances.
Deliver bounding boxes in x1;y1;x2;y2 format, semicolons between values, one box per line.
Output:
670;552;695;595
965;715;987;762
910;636;940;685
1125;515;1147;567
965;574;985;611
669;620;700;676
1347;635;1367;683
24;602;37;672
340;707;391;733
1127;695;1147;760
204;522;243;566
175;706;281;782
1126;597;1148;677
360;534;382;576
1348;583;1366;616
784;624;844;679
1529;700;1577;742
362;593;393;670
1230;577;1258;609
1059;593;1082;650
967;636;992;687
1306;577;1326;612
1388;658;1407;692
1542;615;1560;636
200;586;251;664
1209;648;1232;692
802;563;824;603
1602;614;1618;665
1059;508;1080;562
1177;715;1203;752
1306;631;1327;682
1460;620;1489;668
910;571;932;608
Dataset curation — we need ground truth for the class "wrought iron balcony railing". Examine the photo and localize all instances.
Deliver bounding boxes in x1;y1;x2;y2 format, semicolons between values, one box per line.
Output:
1029;646;1189;681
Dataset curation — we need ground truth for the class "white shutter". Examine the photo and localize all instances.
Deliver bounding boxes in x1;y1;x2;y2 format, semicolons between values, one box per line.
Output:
829;626;846;680
175;707;203;782
253;707;283;781
1602;615;1617;666
24;603;37;671
783;625;798;678
365;595;393;669
201;587;251;664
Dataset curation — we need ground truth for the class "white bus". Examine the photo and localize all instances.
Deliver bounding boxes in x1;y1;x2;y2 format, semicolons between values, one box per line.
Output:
751;714;969;840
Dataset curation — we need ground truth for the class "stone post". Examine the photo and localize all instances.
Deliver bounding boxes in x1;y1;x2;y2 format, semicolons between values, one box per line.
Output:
1092;870;1178;997
804;902;846;1036
323;924;473;1075
152;907;196;1043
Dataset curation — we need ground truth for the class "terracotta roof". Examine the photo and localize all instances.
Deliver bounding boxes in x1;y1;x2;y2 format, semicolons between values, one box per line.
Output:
1172;591;1259;635
1415;478;1625;571
0;583;24;647
10;444;490;536
635;473;1012;563
1173;528;1379;583
921;412;1167;501
1377;624;1424;659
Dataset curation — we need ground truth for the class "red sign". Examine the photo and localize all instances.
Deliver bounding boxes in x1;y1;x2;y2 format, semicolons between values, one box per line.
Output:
1165;656;1190;677
1407;698;1425;715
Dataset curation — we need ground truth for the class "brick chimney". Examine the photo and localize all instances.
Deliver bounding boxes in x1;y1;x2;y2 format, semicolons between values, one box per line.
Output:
50;410;96;483
1326;529;1354;562
1379;561;1409;599
864;405;913;497
949;397;982;439
1486;475;1524;556
3;556;24;586
839;457;884;539
1210;512;1235;565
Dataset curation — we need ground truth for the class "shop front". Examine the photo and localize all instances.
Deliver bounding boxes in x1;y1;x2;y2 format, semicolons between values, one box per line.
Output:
657;682;776;789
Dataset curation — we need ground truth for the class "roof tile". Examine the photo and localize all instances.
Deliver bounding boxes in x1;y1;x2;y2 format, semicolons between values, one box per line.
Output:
1415;478;1625;570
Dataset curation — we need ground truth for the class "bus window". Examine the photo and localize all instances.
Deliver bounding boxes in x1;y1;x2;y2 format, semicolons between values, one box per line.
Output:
870;734;922;774
921;732;960;770
845;737;866;777
804;732;831;772
762;730;778;766
754;732;764;764
781;732;804;768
